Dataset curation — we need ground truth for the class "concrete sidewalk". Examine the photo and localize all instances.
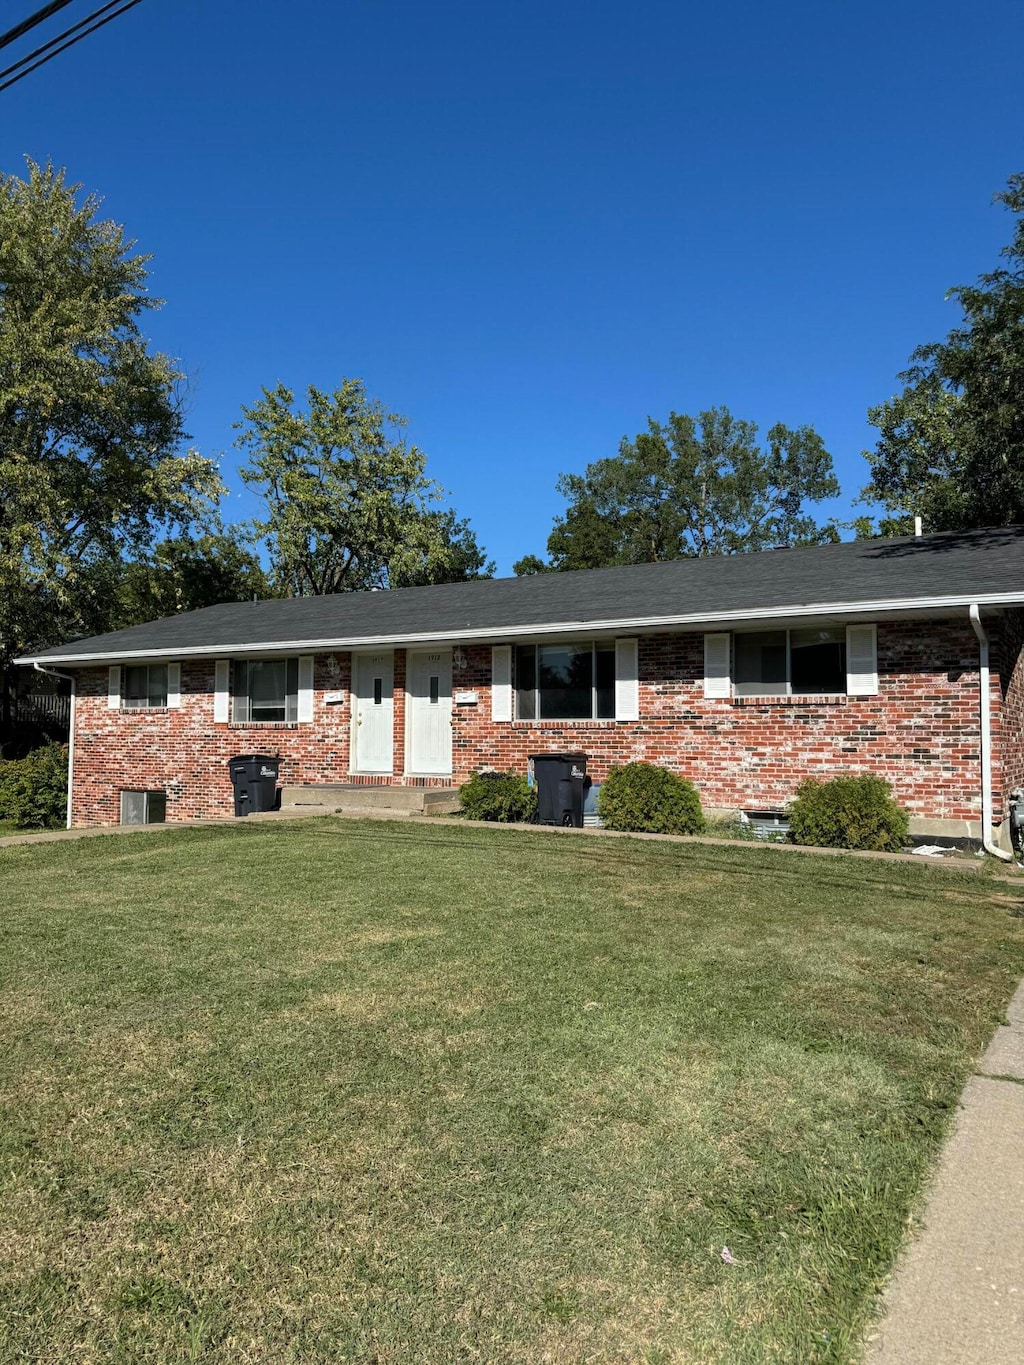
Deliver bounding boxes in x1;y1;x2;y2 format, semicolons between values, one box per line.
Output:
866;981;1024;1363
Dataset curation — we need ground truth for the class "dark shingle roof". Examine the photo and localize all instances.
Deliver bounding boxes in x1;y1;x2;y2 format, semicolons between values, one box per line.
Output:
19;525;1024;664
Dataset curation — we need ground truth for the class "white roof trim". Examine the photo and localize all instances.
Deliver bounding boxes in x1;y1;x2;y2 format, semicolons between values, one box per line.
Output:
15;591;1024;666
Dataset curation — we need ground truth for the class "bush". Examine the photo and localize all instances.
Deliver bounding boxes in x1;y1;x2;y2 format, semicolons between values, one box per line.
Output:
0;743;69;830
459;769;538;823
597;762;705;835
788;774;909;852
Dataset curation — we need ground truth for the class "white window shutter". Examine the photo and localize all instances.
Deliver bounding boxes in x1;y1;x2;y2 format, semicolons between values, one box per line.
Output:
297;655;314;721
846;624;878;695
703;633;731;699
167;662;181;708
614;637;639;720
107;665;121;709
492;645;512;721
214;659;231;722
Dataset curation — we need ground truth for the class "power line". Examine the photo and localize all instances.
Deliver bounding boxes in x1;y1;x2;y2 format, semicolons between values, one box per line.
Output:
0;1;77;53
0;0;126;84
0;0;145;93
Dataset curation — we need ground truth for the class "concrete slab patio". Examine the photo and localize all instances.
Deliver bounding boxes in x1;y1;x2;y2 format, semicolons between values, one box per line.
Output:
866;980;1024;1364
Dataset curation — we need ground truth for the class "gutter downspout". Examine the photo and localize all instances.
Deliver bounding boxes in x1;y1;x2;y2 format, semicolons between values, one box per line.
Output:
968;606;1013;861
33;663;75;830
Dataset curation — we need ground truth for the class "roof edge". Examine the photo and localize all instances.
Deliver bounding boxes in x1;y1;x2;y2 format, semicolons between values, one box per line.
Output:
15;591;1024;666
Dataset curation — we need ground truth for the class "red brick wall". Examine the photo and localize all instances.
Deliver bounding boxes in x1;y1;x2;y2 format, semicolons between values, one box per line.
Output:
452;620;1016;825
68;619;1024;828
72;654;361;826
997;610;1024;805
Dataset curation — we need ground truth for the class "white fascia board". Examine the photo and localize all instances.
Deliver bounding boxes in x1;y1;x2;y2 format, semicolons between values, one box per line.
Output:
15;590;1024;666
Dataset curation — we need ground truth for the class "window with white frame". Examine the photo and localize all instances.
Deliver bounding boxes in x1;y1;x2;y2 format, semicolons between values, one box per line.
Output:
733;627;847;696
123;663;168;709
515;642;616;719
231;658;299;723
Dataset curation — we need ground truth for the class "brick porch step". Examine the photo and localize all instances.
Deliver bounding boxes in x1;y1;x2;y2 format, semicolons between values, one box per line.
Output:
279;784;461;815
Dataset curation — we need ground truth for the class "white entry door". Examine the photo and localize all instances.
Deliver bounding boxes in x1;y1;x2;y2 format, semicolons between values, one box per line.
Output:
353;651;394;773
408;648;453;775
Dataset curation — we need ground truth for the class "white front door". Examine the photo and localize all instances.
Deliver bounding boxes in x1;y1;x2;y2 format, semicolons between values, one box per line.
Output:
353;651;394;773
408;648;453;775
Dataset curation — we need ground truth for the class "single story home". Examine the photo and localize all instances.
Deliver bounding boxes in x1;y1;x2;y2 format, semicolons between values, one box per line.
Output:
16;526;1024;849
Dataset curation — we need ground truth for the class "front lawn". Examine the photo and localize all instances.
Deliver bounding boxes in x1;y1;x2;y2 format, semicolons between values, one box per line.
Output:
1;820;1022;1362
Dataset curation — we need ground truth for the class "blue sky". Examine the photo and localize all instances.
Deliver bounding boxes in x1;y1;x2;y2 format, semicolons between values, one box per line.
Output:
2;0;1022;573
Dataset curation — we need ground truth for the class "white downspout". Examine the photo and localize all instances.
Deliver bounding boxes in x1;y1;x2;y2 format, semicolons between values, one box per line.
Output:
968;606;1013;861
33;662;75;830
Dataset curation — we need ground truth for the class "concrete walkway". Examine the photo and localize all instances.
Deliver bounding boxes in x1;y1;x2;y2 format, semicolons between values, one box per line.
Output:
866;980;1024;1363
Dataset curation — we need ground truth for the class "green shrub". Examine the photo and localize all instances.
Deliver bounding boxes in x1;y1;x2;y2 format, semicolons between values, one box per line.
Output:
598;762;705;835
788;774;909;852
459;769;538;823
0;743;69;830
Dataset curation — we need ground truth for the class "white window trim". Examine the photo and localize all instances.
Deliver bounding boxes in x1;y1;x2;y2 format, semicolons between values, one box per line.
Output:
214;660;230;722
491;645;512;722
614;637;639;721
733;627;848;698
514;640;618;722
725;625;877;698
703;633;731;699
122;662;171;710
229;657;304;725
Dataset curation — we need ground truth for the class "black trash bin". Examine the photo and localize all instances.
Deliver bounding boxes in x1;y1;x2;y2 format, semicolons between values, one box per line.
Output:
529;752;589;828
228;754;280;817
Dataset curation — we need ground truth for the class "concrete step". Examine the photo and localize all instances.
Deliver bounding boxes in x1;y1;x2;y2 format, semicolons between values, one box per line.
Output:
279;784;461;815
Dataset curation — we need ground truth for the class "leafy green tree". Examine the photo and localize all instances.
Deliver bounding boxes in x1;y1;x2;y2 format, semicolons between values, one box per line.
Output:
511;554;553;576
236;380;493;594
109;532;275;626
863;174;1024;531
0;162;222;689
516;406;839;573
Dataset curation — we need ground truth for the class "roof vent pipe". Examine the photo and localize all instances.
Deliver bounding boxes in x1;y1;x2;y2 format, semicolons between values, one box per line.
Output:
968;605;1013;861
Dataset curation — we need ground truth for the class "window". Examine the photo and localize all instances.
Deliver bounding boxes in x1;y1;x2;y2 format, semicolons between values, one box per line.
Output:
515;643;616;719
734;628;847;696
120;790;167;825
231;658;299;723
123;664;168;709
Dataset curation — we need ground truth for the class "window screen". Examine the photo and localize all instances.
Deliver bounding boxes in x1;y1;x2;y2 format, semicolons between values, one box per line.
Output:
734;629;847;696
515;643;616;719
790;628;846;694
123;664;168;709
120;791;167;825
734;632;788;696
231;659;299;722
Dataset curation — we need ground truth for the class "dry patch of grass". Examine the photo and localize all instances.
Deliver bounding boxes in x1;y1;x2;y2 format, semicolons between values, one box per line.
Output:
1;819;1023;1362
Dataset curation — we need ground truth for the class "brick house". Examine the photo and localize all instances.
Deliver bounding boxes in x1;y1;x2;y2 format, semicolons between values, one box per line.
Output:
17;526;1024;847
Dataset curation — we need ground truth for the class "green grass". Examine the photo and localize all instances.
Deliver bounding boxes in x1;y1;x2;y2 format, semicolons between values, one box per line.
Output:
0;819;22;836
1;820;1022;1363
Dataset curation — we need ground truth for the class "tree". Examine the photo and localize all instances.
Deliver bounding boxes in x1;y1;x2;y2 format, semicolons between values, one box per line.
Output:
108;532;275;626
863;173;1024;532
0;161;222;726
236;380;493;594
514;406;839;573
